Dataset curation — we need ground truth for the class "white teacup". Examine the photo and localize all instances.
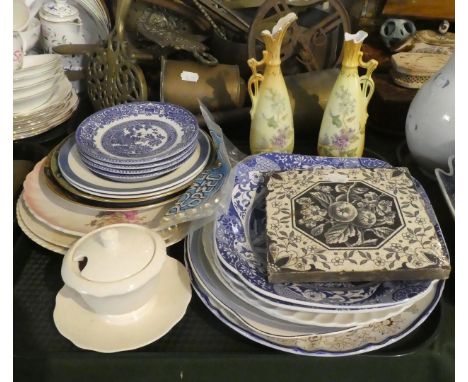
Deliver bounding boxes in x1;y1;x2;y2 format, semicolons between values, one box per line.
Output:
13;32;24;70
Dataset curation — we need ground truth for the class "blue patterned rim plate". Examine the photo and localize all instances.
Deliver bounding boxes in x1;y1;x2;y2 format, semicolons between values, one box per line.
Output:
214;153;448;309
82;160;178;183
75;102;199;165
79;144;197;183
188;253;444;356
190;227;419;330
188;229;352;332
78;139;197;172
58;130;211;197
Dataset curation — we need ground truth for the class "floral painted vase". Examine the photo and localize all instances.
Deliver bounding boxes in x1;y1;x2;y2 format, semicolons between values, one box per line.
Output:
247;12;297;154
317;31;378;157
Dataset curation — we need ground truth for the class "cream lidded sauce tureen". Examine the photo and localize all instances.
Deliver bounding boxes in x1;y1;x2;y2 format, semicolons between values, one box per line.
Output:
61;224;167;316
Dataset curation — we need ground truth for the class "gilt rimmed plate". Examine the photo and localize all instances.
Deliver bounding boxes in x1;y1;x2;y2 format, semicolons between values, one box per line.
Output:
58;130;211;197
22;159;179;236
75;102;199;165
215;153;444;309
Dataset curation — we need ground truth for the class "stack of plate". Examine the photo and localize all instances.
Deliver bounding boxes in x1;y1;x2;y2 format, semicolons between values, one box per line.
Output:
17;102;213;254
14;55;78;140
74;103;201;183
185;153;447;356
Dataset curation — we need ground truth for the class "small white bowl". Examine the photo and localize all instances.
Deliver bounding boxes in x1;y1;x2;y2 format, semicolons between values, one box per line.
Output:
14;72;64;99
61;224;168;316
13;54;61;80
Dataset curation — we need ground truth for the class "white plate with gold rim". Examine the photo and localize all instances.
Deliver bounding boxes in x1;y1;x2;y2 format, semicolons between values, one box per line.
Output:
17;193;188;254
22;159;178;236
16;202;68;255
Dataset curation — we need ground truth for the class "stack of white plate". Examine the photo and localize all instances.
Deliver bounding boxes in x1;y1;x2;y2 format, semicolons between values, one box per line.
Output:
185;153;448;356
14;54;78;140
73;103;202;183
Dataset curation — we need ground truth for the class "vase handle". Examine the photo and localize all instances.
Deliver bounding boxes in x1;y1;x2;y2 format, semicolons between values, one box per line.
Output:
358;52;378;108
247;50;269;116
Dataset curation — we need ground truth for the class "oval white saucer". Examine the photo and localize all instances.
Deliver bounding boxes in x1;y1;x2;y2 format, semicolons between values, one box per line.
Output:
53;257;191;352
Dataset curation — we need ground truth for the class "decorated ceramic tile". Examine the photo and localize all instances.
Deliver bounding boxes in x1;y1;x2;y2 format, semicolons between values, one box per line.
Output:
265;167;451;283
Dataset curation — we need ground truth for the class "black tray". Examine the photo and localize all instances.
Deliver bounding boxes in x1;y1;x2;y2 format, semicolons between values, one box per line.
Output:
13;98;454;382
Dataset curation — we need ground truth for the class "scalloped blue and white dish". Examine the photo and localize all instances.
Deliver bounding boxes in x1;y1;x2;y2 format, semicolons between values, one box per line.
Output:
75;102;199;165
214;153;446;309
58;130;211;197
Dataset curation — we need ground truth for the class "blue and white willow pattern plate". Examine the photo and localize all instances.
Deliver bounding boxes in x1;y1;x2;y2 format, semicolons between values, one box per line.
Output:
214;153;447;309
75;102;199;165
58;130;211;196
78;140;197;172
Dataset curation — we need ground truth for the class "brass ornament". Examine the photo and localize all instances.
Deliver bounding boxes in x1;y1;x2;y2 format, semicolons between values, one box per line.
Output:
136;5;218;65
87;0;150;110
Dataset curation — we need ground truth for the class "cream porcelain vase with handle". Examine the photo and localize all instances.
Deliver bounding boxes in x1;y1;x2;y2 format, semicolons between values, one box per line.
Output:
248;12;297;154
318;31;378;157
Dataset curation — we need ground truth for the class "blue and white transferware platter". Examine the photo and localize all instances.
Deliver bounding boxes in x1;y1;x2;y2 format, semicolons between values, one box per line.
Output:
58;130;211;196
189;256;444;356
186;230;346;334
214;153;445;309
75;102;199;165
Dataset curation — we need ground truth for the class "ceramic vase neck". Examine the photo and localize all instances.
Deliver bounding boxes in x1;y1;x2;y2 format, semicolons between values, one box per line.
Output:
341;40;364;69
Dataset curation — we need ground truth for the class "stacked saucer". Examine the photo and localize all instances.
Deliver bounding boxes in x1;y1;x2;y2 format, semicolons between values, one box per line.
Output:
74;103;201;183
16;103;213;254
185;153;448;356
14;54;78;140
